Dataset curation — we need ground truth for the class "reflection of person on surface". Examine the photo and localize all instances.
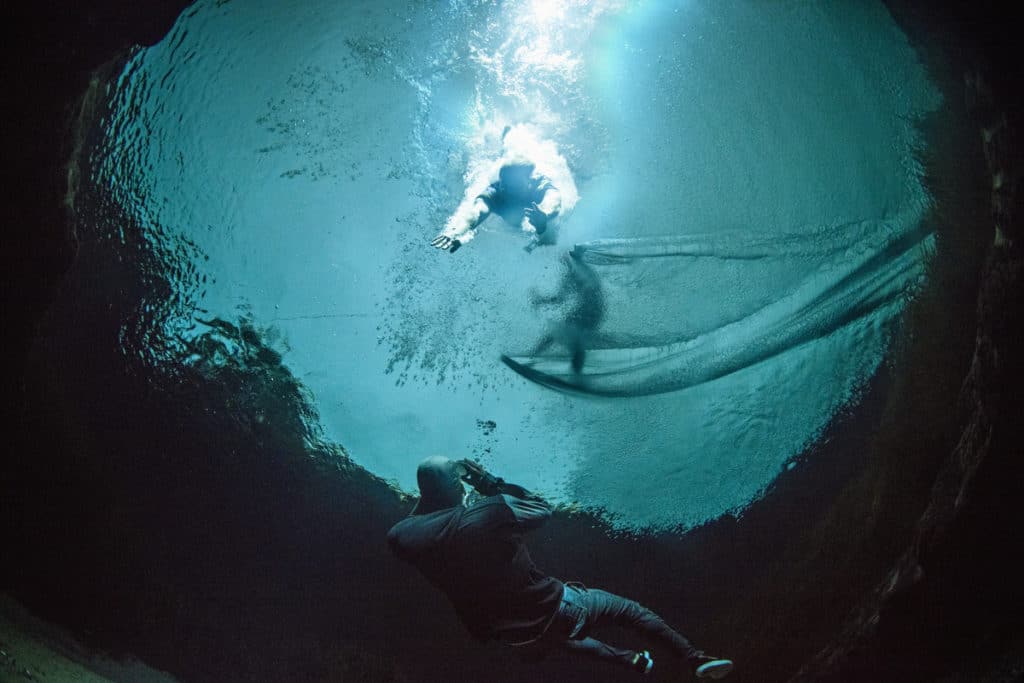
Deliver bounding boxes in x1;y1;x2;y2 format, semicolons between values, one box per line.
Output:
387;456;734;679
529;247;605;373
431;128;563;254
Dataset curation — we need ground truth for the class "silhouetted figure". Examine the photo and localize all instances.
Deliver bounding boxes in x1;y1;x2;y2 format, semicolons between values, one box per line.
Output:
387;456;734;679
529;246;606;373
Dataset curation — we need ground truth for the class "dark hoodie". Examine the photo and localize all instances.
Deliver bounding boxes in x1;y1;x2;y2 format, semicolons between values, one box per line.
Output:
387;493;564;644
477;164;558;228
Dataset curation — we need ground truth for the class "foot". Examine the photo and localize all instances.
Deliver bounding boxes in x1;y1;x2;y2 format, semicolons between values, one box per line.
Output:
630;650;654;675
694;656;733;679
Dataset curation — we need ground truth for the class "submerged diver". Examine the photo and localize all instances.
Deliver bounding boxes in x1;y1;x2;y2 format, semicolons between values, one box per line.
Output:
431;127;566;254
387;456;734;679
528;246;606;373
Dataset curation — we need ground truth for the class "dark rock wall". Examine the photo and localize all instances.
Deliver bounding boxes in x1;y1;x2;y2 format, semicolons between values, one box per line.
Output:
787;3;1024;680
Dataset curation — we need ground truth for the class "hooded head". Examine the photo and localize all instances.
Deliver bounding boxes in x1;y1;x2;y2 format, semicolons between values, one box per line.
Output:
411;456;466;515
498;162;535;195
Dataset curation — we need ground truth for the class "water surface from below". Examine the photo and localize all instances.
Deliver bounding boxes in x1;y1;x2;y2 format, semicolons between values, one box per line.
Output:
91;0;939;528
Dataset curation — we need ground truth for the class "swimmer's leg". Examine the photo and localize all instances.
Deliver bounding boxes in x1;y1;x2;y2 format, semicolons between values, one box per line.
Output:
561;636;641;671
567;326;586;373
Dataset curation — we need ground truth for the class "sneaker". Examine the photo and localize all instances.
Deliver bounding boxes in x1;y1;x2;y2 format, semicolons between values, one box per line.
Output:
630;650;654;674
694;657;733;679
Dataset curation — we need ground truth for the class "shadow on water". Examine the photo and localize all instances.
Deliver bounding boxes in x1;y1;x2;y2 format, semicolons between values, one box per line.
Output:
503;221;932;398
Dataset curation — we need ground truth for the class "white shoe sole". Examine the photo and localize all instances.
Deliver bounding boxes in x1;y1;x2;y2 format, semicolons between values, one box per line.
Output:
695;659;734;679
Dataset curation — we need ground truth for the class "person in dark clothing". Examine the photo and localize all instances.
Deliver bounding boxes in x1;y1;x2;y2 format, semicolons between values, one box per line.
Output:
527;246;606;373
387;456;734;679
430;161;562;254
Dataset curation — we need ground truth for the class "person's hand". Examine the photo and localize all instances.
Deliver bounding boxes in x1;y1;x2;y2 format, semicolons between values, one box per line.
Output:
457;459;504;495
457;459;488;482
430;234;462;253
524;203;548;234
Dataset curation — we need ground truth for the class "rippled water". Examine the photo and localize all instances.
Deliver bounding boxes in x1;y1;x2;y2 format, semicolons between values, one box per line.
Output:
85;0;939;529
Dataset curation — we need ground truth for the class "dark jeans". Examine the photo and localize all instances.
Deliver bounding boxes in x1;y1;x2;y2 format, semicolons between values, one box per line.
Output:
544;583;701;670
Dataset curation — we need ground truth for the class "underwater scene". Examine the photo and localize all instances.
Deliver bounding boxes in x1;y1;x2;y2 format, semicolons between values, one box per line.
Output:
8;0;1021;681
87;0;937;529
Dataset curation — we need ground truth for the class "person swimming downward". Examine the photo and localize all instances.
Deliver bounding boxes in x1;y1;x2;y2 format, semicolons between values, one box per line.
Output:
431;124;577;254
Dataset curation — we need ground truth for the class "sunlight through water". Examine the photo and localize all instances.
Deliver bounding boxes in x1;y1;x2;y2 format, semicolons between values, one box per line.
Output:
89;0;939;529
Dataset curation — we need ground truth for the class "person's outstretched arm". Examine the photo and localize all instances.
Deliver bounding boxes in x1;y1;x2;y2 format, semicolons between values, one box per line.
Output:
523;182;561;236
431;188;494;253
458;459;551;530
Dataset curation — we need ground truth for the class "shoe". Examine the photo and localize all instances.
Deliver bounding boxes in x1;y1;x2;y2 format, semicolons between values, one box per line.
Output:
630;650;654;674
694;656;733;679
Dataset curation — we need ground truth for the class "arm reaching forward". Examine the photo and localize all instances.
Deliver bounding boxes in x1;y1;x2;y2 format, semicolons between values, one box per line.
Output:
431;192;493;253
522;185;562;254
525;186;562;234
458;459;551;531
458;459;546;502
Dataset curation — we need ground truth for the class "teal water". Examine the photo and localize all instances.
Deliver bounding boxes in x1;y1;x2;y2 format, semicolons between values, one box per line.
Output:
91;0;939;529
